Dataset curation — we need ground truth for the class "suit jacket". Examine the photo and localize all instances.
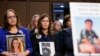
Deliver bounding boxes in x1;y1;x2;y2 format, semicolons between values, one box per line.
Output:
55;28;74;56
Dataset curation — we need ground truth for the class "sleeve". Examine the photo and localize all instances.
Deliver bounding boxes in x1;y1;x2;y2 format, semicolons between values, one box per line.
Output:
30;32;42;56
23;28;33;54
54;31;65;56
0;29;6;54
29;30;37;56
0;34;4;53
63;30;74;56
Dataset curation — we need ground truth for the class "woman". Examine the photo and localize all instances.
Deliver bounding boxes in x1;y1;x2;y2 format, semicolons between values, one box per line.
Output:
29;14;40;38
0;9;32;56
52;20;62;34
30;14;56;56
11;37;23;53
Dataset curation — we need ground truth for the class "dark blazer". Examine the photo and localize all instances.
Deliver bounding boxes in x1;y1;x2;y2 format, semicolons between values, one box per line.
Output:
55;28;74;56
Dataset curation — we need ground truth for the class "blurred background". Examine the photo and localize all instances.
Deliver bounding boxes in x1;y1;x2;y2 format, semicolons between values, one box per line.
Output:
0;0;99;27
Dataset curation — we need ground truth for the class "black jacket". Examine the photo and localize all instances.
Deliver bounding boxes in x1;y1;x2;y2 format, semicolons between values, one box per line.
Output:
30;29;56;56
55;28;74;56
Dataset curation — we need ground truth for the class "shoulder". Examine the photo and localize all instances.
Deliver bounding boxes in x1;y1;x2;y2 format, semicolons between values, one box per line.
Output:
19;27;29;32
54;30;66;40
29;29;35;33
19;27;29;34
81;29;86;34
91;30;96;33
0;27;6;33
61;28;71;34
0;28;6;37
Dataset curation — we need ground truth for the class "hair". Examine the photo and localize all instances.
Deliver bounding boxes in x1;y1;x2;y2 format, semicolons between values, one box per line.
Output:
85;19;93;24
3;9;19;30
32;14;40;21
11;37;23;53
38;14;52;35
63;14;70;28
31;14;40;24
53;20;62;31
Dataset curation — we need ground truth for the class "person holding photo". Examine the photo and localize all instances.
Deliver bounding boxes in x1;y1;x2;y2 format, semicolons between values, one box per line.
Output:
0;9;32;56
11;37;23;53
30;14;56;56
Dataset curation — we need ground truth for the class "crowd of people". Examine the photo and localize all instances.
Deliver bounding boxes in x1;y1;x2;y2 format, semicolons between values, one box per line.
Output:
0;9;73;56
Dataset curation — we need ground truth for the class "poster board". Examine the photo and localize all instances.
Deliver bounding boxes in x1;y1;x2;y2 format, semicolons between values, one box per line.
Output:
70;2;100;56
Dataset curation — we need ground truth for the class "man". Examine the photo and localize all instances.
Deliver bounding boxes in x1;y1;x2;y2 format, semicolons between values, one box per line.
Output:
79;19;100;53
55;14;73;56
80;19;98;44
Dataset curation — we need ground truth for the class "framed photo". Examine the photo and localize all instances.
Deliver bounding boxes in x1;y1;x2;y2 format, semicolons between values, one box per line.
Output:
39;42;55;56
70;2;100;56
6;35;26;53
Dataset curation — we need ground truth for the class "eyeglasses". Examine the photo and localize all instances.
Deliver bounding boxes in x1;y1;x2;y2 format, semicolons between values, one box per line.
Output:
7;16;16;19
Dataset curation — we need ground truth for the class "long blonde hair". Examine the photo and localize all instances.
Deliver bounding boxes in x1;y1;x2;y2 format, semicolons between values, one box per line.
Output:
11;37;24;53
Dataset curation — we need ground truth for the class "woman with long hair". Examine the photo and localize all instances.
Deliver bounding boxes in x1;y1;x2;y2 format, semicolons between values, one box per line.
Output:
0;9;32;56
11;37;24;53
30;14;56;56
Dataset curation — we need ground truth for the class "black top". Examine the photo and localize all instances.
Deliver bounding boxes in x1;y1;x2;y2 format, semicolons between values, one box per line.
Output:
80;29;98;44
30;29;56;56
55;28;74;56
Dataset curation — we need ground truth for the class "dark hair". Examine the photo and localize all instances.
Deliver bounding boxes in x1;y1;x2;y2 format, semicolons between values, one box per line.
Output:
38;14;51;35
3;9;19;30
85;19;93;24
63;14;70;28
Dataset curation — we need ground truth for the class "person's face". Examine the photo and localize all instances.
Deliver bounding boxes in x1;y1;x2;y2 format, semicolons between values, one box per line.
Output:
41;17;49;30
66;19;71;28
85;21;92;31
13;40;19;48
7;11;17;26
54;21;62;31
33;16;39;28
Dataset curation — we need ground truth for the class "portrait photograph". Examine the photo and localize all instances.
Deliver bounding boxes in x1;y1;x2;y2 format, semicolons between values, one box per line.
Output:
39;42;55;56
6;35;26;54
72;17;100;56
70;2;100;56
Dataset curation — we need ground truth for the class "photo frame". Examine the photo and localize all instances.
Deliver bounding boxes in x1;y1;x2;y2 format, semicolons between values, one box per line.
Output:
6;35;26;54
39;42;55;56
